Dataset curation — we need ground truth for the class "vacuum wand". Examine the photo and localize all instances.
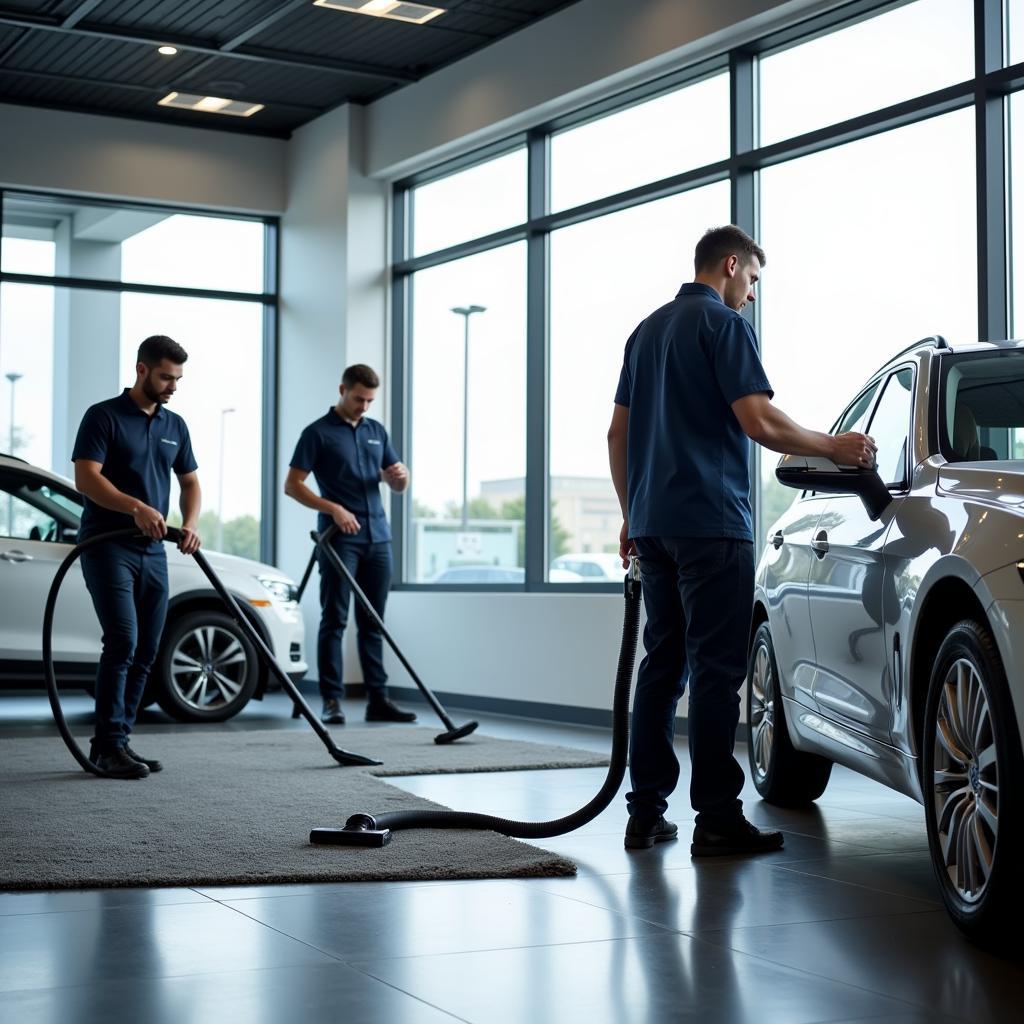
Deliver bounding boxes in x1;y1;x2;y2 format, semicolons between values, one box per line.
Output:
307;525;479;744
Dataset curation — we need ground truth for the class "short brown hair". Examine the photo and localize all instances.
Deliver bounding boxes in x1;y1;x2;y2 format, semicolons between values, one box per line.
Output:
694;225;766;274
137;335;188;367
342;364;380;390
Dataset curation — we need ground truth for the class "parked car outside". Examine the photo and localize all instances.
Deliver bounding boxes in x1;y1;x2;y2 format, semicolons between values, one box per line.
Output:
429;565;584;584
750;336;1024;943
551;552;625;581
0;454;306;722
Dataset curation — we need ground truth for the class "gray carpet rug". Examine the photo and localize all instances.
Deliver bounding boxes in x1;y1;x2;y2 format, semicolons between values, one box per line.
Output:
0;726;610;891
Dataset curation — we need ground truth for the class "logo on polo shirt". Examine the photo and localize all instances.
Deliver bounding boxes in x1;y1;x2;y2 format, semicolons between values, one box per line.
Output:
160;438;178;446
367;439;382;445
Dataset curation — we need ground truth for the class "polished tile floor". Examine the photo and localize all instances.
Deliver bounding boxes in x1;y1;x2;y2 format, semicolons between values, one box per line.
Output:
2;690;1022;1023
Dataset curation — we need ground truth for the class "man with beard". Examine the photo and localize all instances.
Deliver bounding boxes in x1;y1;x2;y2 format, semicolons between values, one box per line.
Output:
73;335;201;779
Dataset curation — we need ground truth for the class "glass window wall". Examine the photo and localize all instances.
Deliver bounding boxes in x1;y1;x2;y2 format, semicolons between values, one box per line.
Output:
759;0;973;145
406;243;527;583
547;182;730;579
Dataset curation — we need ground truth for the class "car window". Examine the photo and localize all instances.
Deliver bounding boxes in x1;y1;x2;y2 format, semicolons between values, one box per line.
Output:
866;367;914;487
0;490;59;541
940;353;1024;461
833;381;880;435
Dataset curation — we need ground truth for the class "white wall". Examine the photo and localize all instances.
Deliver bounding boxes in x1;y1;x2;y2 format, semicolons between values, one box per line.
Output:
365;0;845;179
0;103;286;214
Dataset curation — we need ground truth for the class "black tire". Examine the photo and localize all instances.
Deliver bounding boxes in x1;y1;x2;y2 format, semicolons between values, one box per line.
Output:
922;619;1024;946
153;610;258;722
747;621;832;806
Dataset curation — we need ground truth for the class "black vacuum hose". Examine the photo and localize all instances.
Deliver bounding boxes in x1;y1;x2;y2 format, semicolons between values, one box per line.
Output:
310;559;642;845
43;527;382;778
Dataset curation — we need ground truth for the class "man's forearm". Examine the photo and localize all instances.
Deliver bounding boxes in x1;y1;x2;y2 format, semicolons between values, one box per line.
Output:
751;405;837;459
76;472;142;516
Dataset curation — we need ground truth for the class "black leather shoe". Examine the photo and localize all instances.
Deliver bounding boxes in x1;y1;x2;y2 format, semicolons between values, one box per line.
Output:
624;815;678;850
125;745;162;773
321;699;346;725
691;817;784;857
365;698;417;723
93;748;149;780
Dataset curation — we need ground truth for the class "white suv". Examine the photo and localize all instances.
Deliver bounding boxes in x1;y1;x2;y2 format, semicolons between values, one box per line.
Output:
0;455;307;721
751;336;1024;943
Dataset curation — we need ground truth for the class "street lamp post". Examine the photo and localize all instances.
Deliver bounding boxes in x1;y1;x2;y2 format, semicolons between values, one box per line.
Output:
6;372;23;455
216;406;236;551
450;305;486;529
5;372;23;534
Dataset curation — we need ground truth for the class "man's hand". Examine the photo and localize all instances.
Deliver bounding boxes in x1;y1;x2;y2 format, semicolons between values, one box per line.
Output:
831;432;878;469
619;521;637;568
382;462;409;489
178;523;201;555
331;505;362;535
133;504;167;540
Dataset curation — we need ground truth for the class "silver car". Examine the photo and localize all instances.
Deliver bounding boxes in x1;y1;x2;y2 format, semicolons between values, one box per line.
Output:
0;455;307;722
750;336;1024;943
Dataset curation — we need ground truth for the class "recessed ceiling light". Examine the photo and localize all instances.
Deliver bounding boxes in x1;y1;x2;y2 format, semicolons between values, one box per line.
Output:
157;45;178;56
313;0;445;26
158;92;265;118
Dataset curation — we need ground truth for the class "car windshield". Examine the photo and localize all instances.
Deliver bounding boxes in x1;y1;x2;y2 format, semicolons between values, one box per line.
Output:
940;351;1024;462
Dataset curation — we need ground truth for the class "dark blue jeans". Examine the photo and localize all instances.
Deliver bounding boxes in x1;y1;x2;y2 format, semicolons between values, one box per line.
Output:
627;537;755;828
317;537;392;702
80;541;169;755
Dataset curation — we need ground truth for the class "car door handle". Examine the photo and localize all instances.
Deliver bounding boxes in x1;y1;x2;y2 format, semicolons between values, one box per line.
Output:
770;530;784;549
0;549;33;563
810;531;829;557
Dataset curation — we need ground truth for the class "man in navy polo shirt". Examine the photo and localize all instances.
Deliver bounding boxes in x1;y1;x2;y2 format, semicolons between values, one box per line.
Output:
608;225;876;854
285;364;415;726
73;335;201;780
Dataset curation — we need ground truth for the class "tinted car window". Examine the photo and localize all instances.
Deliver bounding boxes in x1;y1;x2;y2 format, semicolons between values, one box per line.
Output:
867;368;914;486
941;352;1024;461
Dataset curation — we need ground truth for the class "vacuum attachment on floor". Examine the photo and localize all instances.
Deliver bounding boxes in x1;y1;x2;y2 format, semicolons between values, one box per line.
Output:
311;814;391;847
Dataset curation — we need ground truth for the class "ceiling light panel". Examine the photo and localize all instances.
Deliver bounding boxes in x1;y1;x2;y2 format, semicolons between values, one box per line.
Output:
313;0;446;26
158;92;265;117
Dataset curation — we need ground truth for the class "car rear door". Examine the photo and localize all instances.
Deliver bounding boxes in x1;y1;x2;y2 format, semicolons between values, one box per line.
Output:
0;470;98;663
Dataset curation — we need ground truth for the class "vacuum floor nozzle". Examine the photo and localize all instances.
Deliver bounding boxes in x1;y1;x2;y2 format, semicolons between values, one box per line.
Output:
434;721;479;744
311;815;391;847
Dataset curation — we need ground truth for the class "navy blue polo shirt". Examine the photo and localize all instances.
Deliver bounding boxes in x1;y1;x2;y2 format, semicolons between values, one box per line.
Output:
289;409;400;544
71;389;198;545
614;283;773;541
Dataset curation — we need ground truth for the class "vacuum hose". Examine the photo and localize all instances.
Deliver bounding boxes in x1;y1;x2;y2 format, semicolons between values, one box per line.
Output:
43;527;382;778
310;557;642;846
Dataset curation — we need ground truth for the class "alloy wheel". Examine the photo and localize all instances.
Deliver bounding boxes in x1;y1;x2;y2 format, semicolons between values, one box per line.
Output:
931;657;999;904
169;624;249;713
750;640;775;782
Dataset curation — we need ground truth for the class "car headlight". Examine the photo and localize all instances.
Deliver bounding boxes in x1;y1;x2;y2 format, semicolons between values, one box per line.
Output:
256;575;299;605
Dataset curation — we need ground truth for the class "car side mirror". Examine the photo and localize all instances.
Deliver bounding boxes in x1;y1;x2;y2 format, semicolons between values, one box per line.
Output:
775;455;893;521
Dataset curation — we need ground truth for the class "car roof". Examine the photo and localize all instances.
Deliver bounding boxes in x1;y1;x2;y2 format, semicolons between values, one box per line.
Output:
867;336;1024;384
0;455;76;491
